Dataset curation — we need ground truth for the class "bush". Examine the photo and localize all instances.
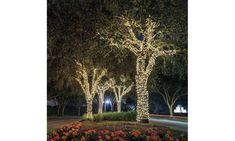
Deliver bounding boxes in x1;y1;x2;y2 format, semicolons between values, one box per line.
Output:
93;111;137;122
81;113;87;119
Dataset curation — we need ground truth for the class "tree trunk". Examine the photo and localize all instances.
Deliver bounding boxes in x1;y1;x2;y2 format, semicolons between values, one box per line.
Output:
117;101;121;112
77;106;81;117
61;105;65;116
110;103;113;112
169;105;173;117
57;105;61;116
98;95;103;114
86;98;93;119
136;75;149;123
104;102;106;112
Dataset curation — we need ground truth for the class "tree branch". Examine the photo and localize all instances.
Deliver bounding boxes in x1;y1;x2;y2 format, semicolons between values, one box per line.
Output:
91;69;106;98
119;16;141;45
173;94;186;104
158;50;177;56
123;82;134;96
144;51;158;76
172;87;181;104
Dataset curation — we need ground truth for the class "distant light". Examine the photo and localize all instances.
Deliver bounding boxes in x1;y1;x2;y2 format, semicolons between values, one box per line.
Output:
105;99;111;104
174;105;187;113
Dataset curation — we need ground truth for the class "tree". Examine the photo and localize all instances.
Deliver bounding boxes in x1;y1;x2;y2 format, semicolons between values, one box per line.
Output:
48;0;188;122
69;91;86;117
156;85;186;117
47;82;72;117
109;75;134;112
149;94;163;114
96;80;110;114
99;16;178;122
74;60;106;119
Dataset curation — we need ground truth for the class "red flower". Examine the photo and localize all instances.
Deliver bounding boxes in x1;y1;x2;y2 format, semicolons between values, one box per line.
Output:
131;130;141;137
81;136;86;141
105;135;111;140
150;135;160;141
61;136;67;140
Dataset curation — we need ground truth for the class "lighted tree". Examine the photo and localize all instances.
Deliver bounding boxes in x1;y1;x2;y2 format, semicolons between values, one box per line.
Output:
156;86;185;117
96;81;110;114
74;60;107;119
109;76;134;112
99;16;177;122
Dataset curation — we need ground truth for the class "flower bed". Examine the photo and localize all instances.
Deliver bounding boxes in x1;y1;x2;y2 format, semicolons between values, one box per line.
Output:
47;122;187;141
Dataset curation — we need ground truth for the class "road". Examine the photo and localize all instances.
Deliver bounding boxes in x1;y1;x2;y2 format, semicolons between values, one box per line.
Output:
149;118;188;132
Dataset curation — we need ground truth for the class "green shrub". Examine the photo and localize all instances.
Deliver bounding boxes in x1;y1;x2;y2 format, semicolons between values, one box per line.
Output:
81;113;88;119
93;111;137;122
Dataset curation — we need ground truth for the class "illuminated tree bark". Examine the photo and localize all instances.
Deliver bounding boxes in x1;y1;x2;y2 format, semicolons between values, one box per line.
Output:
100;16;177;122
98;95;103;114
86;98;93;118
74;60;106;119
110;79;134;112
96;81;110;114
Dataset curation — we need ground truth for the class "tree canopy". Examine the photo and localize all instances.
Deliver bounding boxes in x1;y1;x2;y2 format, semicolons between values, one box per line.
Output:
47;0;187;119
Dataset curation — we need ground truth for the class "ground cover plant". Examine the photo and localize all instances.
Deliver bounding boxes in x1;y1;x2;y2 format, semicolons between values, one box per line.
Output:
92;111;137;122
47;121;187;141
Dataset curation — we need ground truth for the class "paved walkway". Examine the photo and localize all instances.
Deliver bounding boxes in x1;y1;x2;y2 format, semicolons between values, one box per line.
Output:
47;117;80;131
149;118;188;132
47;116;187;132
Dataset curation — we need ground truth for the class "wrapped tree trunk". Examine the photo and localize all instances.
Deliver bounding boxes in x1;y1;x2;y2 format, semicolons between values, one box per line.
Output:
117;101;121;112
101;16;177;122
136;75;149;122
86;98;93;119
110;79;134;113
98;94;104;114
96;81;110;114
75;60;107;119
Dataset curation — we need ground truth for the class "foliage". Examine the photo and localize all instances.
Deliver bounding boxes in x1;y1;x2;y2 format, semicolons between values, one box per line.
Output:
47;106;58;116
47;122;187;141
47;0;188;122
92;111;137;122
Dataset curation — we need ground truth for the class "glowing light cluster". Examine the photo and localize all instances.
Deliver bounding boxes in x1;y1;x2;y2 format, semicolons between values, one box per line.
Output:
74;60;106;119
174;105;187;113
109;78;134;112
103;16;177;122
96;81;110;114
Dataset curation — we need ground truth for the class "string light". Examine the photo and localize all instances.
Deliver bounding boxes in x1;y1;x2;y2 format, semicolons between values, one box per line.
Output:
96;81;110;114
109;78;134;112
74;60;106;119
102;16;177;122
